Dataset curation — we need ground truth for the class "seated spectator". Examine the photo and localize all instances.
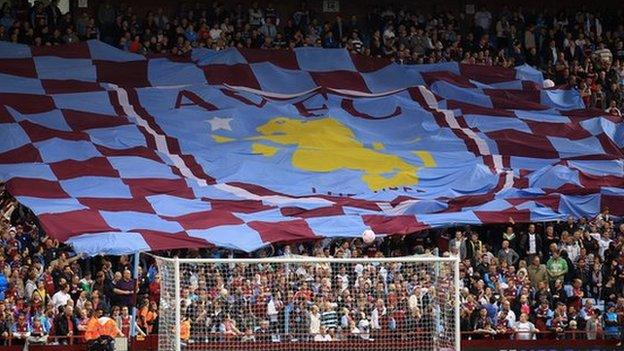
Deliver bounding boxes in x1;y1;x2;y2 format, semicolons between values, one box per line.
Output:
314;326;332;341
255;320;272;343
11;313;31;344
222;314;242;338
241;327;255;342
28;317;49;345
179;316;191;344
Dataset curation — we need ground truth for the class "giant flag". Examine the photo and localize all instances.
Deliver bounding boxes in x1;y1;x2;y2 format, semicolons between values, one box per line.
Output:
0;41;622;255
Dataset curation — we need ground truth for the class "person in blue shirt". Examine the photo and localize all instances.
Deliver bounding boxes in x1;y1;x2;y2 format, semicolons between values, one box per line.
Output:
322;31;339;48
603;302;620;339
0;272;7;301
185;24;198;43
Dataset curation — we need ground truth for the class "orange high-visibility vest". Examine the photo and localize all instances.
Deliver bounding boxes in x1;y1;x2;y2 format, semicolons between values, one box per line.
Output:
85;317;102;341
100;317;120;337
180;320;191;341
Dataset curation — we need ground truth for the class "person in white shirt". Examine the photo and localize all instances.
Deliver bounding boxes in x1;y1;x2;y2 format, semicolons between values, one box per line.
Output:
51;284;72;309
336;266;349;293
370;299;386;330
357;313;372;340
499;300;516;325
589;230;612;259
382;25;395;45
561;232;581;263
474;6;492;31
514;313;538;340
208;23;222;40
308;305;321;336
314;326;332;341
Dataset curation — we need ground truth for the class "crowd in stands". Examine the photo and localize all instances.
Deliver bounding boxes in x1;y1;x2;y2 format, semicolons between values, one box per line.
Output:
454;215;624;344
1;176;623;346
0;2;624;345
0;1;623;115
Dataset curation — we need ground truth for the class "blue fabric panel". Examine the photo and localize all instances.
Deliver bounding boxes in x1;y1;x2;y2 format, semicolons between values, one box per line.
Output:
34;56;96;81
68;232;151;255
148;58;207;86
35;139;102;163
60;176;132;198
146;194;212;217
295;47;356;72
187;224;265;252
107;156;178;179
100;210;184;233
86;125;147;149
16;196;87;214
0;73;44;94
251;62;316;94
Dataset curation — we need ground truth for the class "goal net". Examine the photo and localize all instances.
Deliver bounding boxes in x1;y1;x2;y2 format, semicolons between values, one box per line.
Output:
154;255;460;351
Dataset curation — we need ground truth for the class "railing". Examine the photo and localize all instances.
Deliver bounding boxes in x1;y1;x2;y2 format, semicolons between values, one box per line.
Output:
0;335;88;351
2;335;86;346
461;329;621;339
0;330;620;350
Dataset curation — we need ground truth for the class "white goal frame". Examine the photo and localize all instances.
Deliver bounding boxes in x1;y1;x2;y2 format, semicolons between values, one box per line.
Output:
154;255;461;351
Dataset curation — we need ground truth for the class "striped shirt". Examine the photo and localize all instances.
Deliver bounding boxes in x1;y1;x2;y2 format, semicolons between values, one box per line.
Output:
321;310;338;329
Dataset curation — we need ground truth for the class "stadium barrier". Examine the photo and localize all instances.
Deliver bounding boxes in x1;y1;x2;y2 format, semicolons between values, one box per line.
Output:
0;330;620;350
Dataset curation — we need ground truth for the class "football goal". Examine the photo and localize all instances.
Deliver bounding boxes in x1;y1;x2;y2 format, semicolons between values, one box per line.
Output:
153;255;460;351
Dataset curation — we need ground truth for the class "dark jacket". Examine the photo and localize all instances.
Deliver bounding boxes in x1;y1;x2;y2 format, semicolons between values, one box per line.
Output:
518;232;543;258
53;314;78;337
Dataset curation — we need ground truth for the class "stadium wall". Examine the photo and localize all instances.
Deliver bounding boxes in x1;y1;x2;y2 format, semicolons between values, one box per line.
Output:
80;0;623;21
0;335;619;350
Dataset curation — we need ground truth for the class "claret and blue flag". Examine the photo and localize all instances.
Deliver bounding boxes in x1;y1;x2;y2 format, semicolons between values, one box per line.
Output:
0;41;622;255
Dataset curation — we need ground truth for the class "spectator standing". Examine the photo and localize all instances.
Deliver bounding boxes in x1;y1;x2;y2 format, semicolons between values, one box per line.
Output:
474;6;493;36
465;232;483;264
53;305;77;345
51;283;71;310
547;250;568;284
498;240;520;267
308;305;321;338
450;230;466;259
519;224;543;259
603;303;620;339
514;313;538;340
113;269;135;309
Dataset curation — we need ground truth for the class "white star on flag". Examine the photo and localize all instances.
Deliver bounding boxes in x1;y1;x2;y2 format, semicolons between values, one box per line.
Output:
207;117;233;131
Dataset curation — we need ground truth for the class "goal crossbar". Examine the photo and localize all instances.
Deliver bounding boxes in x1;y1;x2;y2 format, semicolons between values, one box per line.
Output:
156;255;460;264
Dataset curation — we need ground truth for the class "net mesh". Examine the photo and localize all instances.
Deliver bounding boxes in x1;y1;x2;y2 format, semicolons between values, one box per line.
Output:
155;256;177;351
156;256;459;351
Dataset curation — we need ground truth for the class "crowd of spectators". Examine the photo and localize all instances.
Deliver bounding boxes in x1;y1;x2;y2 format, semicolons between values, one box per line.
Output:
0;1;623;115
453;215;624;344
1;176;623;346
0;3;623;346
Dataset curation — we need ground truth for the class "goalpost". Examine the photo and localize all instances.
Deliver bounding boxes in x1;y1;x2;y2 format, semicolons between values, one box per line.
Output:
154;255;461;351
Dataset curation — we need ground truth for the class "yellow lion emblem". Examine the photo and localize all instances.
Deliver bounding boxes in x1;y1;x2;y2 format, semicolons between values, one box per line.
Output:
240;117;435;191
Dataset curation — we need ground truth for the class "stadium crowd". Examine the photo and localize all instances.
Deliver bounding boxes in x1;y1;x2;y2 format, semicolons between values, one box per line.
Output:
1;176;624;346
0;0;624;347
0;1;623;114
